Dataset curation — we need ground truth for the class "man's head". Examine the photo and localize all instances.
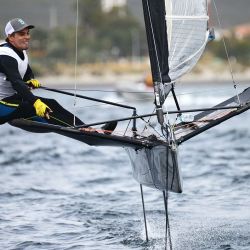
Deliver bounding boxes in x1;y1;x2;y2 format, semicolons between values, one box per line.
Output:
5;18;35;51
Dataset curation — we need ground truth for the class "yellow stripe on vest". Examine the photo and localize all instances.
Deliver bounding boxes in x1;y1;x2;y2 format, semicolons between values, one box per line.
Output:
0;100;19;107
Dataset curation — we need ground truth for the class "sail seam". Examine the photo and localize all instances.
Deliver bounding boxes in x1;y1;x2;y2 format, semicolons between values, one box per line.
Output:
169;31;209;79
165;15;209;20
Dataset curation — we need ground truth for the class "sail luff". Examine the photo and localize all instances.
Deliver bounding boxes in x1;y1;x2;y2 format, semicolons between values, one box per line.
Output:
142;0;171;84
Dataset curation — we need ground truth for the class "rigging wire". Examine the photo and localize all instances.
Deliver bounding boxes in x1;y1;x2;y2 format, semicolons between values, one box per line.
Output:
212;0;241;105
123;119;132;136
73;0;79;126
51;85;239;97
46;81;242;112
141;118;165;140
58;88;154;94
142;107;156;132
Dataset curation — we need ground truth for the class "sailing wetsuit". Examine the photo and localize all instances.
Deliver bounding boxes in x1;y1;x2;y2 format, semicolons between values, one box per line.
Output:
0;42;84;127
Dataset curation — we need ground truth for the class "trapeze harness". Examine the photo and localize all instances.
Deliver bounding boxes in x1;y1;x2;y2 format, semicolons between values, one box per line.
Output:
0;43;84;127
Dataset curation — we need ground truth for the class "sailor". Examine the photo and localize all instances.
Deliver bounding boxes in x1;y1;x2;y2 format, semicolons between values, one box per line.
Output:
0;18;117;133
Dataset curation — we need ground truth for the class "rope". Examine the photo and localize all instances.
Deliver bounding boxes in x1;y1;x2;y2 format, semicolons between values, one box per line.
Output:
49;115;75;127
25;115;74;127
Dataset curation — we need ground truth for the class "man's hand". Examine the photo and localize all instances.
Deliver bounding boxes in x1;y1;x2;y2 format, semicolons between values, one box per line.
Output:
27;79;41;88
33;99;52;119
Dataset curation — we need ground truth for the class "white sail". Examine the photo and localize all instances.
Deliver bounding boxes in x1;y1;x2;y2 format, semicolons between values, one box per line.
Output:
165;0;209;82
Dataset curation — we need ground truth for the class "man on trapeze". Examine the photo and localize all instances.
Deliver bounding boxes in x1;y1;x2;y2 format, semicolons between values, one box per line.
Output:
0;18;117;134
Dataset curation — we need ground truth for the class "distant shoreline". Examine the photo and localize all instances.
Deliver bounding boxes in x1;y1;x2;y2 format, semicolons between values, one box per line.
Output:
39;70;250;87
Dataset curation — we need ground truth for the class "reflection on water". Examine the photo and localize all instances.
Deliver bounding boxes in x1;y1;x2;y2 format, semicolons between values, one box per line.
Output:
0;83;249;249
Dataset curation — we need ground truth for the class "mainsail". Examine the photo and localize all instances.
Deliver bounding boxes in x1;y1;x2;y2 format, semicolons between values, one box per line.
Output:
166;0;209;82
142;0;209;84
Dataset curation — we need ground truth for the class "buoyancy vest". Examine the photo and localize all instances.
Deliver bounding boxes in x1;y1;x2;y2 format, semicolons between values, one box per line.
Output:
0;46;28;100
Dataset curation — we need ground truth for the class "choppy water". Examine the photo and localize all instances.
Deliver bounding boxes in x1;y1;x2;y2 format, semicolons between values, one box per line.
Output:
0;83;249;250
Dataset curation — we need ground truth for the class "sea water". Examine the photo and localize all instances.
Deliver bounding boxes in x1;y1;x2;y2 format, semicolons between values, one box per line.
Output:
0;82;249;250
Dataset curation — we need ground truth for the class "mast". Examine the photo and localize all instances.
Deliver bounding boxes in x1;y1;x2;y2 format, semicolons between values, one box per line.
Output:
141;0;170;125
142;0;209;121
141;0;171;84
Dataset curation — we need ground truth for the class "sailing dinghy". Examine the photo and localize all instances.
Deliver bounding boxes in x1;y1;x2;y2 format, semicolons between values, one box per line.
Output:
9;0;250;244
10;0;250;194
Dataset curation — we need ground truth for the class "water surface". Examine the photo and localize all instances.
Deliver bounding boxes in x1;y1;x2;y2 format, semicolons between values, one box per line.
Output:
0;83;249;249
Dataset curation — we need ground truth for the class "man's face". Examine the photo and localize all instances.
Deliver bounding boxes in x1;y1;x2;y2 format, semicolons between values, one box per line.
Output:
8;28;31;51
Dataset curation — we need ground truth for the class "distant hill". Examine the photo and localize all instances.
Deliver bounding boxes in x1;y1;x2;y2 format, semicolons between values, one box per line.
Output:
0;0;76;38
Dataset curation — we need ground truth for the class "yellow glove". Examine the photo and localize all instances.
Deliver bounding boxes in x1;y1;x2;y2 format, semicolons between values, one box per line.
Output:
33;99;52;118
27;79;41;88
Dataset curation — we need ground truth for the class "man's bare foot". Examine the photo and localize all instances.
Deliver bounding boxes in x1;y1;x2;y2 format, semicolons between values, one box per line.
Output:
79;127;97;132
79;121;118;135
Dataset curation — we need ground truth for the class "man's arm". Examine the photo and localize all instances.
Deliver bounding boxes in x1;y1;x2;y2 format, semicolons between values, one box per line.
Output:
0;55;37;103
